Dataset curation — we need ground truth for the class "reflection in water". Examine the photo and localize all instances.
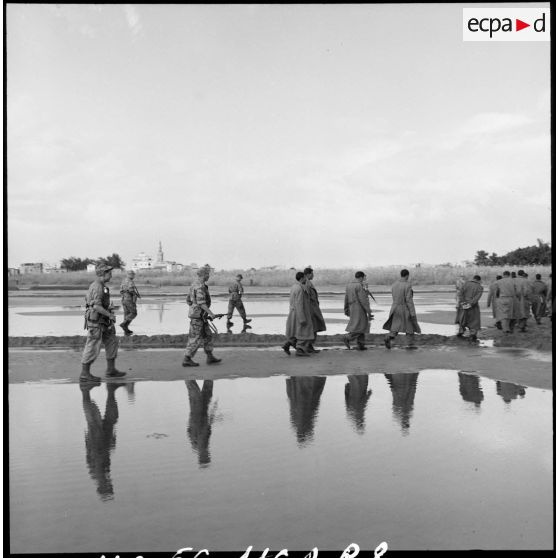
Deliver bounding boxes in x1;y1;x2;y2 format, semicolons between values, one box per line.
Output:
158;303;165;323
458;372;484;408
185;380;216;468
384;373;419;436
125;382;136;403
496;381;527;404
286;376;327;447
344;375;372;434
81;383;125;501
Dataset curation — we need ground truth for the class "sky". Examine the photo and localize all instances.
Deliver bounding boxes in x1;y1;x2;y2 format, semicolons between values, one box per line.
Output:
6;3;552;270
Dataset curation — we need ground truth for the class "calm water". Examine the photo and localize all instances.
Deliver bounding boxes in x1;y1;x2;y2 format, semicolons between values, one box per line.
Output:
9;370;552;553
8;293;494;337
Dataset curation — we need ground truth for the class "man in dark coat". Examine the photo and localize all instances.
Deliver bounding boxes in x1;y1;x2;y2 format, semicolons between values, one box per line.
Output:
455;275;484;342
343;271;372;350
303;267;326;353
486;275;502;330
531;273;548;324
282;272;315;356
495;271;516;333
383;269;420;349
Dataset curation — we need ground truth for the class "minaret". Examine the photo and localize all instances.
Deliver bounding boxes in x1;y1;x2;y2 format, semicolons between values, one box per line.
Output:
157;241;164;263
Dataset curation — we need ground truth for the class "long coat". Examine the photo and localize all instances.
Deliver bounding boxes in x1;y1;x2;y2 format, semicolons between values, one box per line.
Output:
383;279;421;334
285;282;314;341
304;280;326;333
486;280;500;319
513;277;528;319
495;277;516;320
455;279;484;330
344;280;371;334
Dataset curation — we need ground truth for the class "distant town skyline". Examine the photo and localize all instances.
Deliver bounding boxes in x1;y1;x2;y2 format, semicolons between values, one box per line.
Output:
7;4;551;270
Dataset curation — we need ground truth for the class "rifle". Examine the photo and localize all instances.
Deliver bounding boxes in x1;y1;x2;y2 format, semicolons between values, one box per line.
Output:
365;290;377;302
208;313;226;320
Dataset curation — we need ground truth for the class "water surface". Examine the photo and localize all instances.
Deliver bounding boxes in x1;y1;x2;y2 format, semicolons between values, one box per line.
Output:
9;370;552;553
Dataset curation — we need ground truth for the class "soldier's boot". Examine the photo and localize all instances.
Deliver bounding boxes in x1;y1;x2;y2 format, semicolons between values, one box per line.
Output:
281;341;291;355
356;342;368;351
79;362;101;383
105;358;126;378
226;319;234;328
469;334;479;343
182;355;199;367
343;335;351;350
119;321;133;335
243;320;252;329
308;343;321;353
383;335;392;349
206;352;222;365
495;321;503;330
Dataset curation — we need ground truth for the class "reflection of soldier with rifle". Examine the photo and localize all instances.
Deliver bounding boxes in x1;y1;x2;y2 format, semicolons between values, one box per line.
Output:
80;382;125;500
182;266;224;367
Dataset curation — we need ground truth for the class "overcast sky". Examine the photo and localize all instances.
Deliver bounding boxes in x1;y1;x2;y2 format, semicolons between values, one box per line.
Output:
6;3;551;270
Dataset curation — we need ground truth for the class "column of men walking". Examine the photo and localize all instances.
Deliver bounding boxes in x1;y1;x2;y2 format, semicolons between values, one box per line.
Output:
78;263;553;383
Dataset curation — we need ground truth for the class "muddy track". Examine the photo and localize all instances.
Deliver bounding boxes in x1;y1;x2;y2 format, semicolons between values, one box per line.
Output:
8;325;552;351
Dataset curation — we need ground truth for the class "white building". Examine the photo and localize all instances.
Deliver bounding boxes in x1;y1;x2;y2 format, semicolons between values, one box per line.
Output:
130;242;183;272
131;252;155;271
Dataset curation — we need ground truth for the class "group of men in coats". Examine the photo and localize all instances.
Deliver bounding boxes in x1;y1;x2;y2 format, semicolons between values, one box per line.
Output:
284;267;553;355
283;267;422;355
484;270;551;334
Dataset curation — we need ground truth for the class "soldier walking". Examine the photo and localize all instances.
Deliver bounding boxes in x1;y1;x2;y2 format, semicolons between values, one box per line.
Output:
303;267;326;352
226;274;252;331
80;263;126;382
120;269;141;335
182;266;222;367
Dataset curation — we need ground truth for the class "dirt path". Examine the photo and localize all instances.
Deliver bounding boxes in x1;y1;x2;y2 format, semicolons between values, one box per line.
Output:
8;343;552;390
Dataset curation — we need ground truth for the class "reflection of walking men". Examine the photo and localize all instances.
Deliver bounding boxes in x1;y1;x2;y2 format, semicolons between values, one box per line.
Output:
345;375;372;433
285;376;327;446
80;382;124;500
303;267;326;352
455;275;484;342
383;269;421;349
343;271;372;351
182;266;222;367
80;263;126;382
185;380;215;467
226;274;252;330
120;270;141;336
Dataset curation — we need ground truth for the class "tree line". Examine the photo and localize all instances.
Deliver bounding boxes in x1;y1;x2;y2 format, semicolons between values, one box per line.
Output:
61;253;125;272
474;239;551;266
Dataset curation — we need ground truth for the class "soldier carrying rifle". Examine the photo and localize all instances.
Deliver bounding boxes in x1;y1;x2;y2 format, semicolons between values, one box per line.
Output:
80;263;126;382
182;266;224;367
120;269;141;336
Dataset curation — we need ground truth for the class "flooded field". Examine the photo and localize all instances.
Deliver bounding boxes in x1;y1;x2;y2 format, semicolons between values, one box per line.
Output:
8;291;495;337
9;370;553;553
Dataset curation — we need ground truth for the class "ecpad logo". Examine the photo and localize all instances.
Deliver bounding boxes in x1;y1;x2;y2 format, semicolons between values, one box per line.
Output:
463;8;550;41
